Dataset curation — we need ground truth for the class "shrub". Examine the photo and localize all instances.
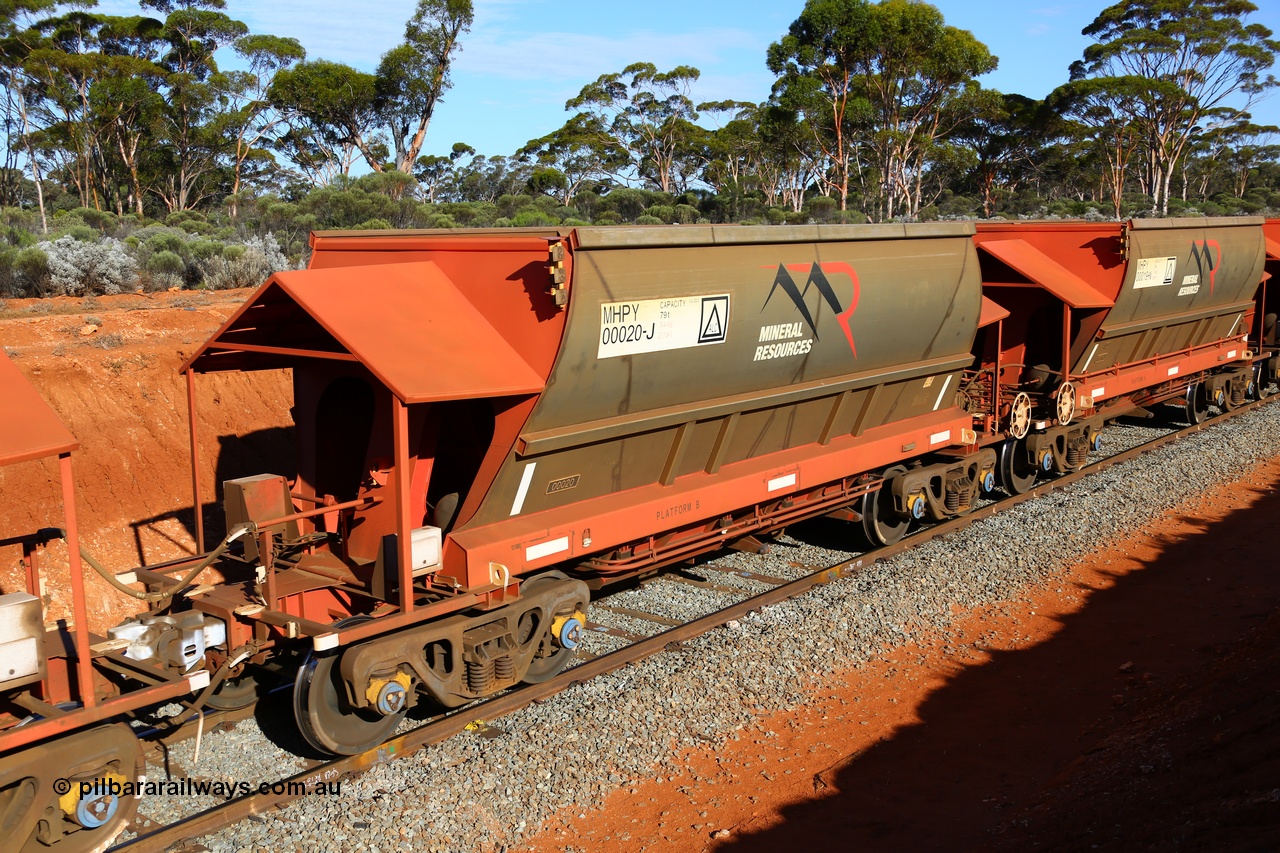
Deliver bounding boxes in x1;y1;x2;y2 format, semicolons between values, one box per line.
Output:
353;218;392;230
197;233;289;290
187;238;224;261
635;214;664;225
13;246;50;295
805;196;838;223
38;236;137;295
145;232;190;260
89;332;125;350
673;204;701;224
146;250;186;276
73;207;118;233
511;209;555;227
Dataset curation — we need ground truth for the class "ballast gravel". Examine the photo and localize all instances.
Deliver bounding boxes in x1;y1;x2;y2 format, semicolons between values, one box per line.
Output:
146;402;1280;853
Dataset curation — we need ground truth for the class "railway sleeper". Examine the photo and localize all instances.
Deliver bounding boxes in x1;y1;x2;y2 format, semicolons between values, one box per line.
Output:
337;573;589;714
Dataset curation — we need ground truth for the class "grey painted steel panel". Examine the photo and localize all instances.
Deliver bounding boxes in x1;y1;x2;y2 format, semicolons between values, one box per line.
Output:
1075;219;1265;373
466;228;981;526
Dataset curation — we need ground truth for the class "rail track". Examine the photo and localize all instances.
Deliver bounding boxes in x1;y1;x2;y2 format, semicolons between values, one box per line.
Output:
109;395;1277;853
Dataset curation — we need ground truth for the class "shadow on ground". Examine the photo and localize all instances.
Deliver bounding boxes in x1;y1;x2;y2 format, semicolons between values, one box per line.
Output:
719;477;1280;853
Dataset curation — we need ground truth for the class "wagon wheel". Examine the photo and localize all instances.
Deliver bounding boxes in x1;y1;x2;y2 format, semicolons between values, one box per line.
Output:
1254;362;1275;399
1056;381;1076;425
998;438;1037;495
294;616;405;756
0;724;144;853
204;667;262;711
1007;392;1032;439
521;571;587;684
1185;382;1209;424
860;465;909;547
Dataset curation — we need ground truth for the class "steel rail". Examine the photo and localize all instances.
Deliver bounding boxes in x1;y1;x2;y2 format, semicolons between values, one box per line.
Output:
111;396;1276;853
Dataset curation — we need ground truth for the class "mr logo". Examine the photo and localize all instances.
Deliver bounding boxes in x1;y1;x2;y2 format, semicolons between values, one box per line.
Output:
1189;240;1220;295
763;262;860;355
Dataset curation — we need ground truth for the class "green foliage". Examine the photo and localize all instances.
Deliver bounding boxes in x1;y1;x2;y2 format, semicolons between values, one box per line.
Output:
645;204;675;223
511;209;556;227
146;250;185;275
146;232;190;260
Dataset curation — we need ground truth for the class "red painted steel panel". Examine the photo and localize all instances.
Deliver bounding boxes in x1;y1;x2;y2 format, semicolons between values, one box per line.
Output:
977;238;1114;308
0;349;78;466
184;261;546;403
979;295;1010;327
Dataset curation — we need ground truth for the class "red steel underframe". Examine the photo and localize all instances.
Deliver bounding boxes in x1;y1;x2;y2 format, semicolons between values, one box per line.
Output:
1069;333;1250;409
0;453;204;753
461;409;973;572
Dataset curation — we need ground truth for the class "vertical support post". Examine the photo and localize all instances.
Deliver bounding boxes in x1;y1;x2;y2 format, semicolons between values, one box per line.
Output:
994;319;1003;429
1061;305;1072;384
393;396;414;614
22;543;37;598
186;369;204;553
59;453;95;709
1259;279;1268;346
261;530;275;611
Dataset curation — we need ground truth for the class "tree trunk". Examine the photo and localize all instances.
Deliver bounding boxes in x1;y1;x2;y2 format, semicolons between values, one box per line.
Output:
17;92;47;234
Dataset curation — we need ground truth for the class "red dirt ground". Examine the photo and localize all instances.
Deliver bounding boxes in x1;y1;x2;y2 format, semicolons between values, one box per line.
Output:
522;456;1280;852
0;291;293;631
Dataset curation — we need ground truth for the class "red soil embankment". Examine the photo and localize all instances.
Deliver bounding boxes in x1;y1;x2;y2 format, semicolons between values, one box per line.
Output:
0;291;293;631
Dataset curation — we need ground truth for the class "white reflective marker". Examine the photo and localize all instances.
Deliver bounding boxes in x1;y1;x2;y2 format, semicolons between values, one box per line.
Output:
510;462;537;516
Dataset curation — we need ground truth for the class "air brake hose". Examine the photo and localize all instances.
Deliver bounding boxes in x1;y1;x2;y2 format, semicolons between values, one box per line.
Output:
78;523;253;602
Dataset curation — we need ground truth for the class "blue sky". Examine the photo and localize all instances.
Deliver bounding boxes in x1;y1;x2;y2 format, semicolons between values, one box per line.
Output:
93;0;1280;159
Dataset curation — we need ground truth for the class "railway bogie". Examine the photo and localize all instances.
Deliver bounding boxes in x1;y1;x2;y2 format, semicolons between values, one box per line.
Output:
0;724;144;853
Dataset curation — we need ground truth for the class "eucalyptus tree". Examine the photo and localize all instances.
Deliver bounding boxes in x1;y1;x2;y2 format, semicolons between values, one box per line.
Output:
1070;0;1280;216
375;0;473;173
269;59;384;178
953;91;1047;217
218;33;305;218
140;0;249;211
768;0;996;219
1047;77;1147;218
566;62;702;194
517;113;627;205
0;0;60;225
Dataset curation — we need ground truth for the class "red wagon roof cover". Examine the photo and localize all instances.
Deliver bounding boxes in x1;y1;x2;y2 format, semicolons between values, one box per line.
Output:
183;261;545;403
978;296;1011;327
0;349;77;466
977;238;1114;309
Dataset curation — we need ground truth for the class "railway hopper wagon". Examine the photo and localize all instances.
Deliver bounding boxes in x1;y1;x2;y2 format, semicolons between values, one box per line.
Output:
1261;218;1280;372
0;350;208;853
965;217;1269;494
158;223;996;754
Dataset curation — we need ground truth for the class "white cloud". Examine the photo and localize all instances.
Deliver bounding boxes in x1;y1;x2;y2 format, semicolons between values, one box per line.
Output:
455;27;761;83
